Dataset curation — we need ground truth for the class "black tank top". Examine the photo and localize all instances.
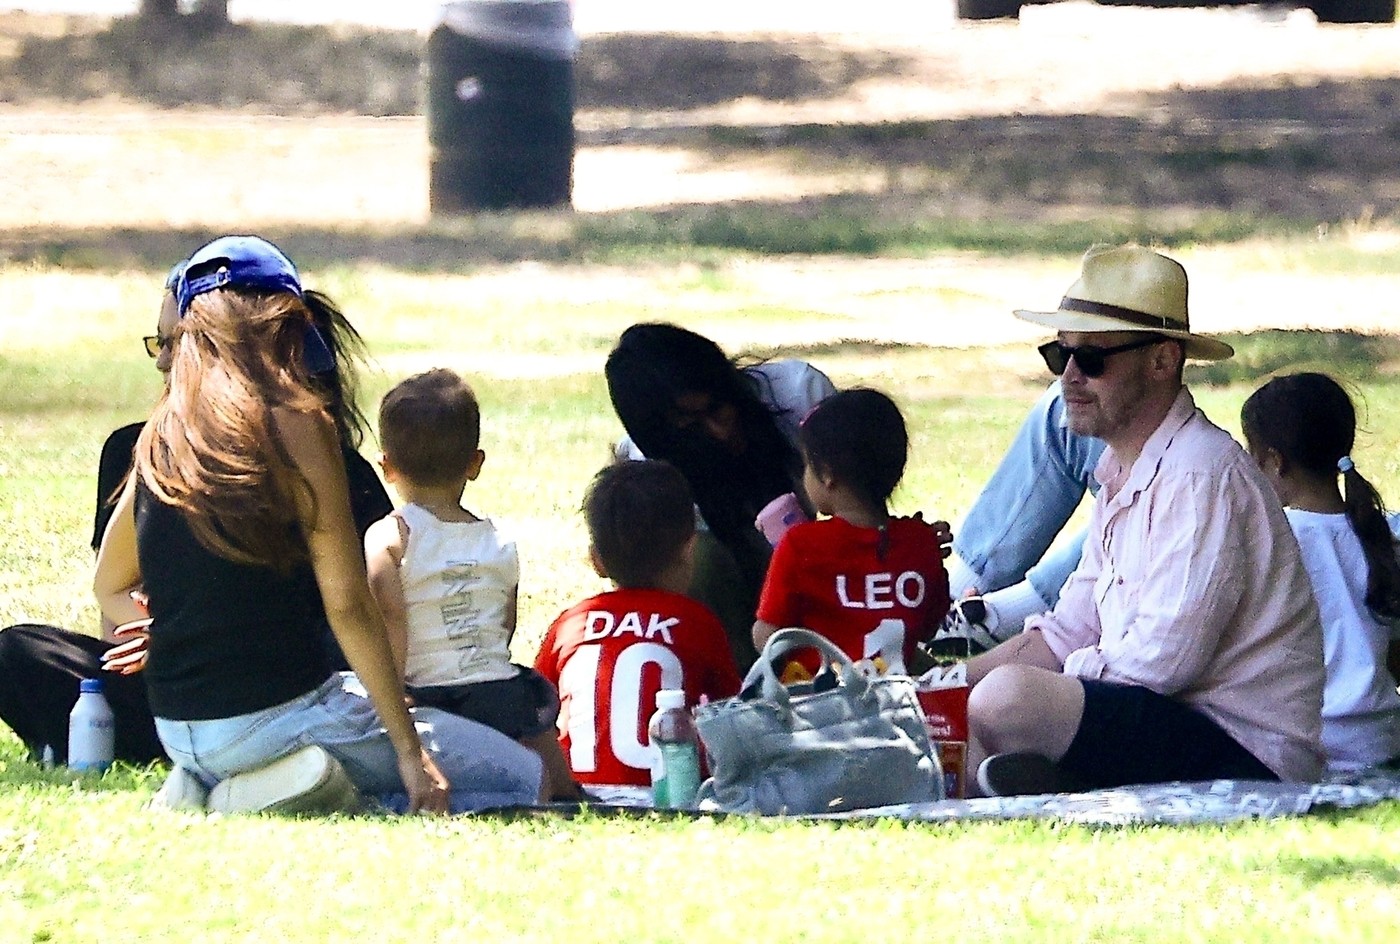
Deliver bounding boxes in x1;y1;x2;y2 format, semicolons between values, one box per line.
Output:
135;482;329;721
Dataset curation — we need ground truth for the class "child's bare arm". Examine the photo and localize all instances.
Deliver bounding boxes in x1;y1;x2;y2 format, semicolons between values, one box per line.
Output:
752;619;780;651
364;513;411;682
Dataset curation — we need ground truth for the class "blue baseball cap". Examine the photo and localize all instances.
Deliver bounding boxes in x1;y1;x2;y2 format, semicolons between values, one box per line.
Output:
175;235;335;374
176;235;302;315
164;259;185;294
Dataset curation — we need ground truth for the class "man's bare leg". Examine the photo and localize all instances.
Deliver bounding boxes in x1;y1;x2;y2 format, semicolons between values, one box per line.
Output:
966;664;1085;796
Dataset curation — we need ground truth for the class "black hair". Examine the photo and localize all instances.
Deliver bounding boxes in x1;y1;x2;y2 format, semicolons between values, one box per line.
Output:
584;460;696;589
799;388;908;557
1241;372;1400;620
604;323;803;580
303;289;370;450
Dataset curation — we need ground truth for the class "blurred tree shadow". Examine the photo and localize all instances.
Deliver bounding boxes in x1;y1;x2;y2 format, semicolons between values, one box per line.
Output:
1274;853;1400;886
0;18;915;115
1;17;1398;265
0;15;424;115
580;76;1400;224
1189;330;1400;386
576;34;916;110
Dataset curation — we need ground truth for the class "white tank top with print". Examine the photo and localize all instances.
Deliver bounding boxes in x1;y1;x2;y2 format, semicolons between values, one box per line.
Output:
397;503;520;687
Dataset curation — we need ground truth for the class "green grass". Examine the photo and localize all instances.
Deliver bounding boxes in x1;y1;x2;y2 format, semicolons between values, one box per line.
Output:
3;212;1358;276
4;761;1400;943
572;206;1320;259
2;11;1399;937
5;247;1400;942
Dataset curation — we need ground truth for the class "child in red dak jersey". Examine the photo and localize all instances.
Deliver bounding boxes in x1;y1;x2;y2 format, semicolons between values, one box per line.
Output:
753;388;951;674
534;461;742;787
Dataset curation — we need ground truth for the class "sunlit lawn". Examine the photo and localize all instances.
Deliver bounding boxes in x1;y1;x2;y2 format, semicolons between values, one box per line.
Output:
4;234;1400;941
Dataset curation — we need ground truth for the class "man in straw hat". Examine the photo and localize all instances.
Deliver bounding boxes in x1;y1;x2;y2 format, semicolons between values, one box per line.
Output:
964;244;1325;796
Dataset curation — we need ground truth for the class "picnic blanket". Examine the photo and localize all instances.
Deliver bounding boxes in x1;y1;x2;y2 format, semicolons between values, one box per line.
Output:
580;771;1400;826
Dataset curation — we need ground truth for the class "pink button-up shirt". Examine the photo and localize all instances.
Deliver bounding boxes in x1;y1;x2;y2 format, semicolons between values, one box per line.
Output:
1030;388;1324;781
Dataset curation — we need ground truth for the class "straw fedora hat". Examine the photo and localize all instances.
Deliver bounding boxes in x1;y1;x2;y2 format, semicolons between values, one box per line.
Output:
1014;245;1234;361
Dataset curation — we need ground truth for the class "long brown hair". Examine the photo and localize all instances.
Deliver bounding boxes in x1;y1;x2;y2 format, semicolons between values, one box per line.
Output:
134;289;330;570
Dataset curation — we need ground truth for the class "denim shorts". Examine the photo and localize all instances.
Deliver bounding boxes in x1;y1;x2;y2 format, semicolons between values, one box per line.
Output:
1059;680;1277;788
155;672;543;812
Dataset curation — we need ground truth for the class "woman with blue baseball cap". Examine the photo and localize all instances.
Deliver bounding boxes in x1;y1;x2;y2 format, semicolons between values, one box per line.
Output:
0;250;397;778
93;235;545;813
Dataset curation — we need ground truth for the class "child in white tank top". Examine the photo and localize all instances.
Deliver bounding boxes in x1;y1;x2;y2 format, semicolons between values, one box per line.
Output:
365;369;585;800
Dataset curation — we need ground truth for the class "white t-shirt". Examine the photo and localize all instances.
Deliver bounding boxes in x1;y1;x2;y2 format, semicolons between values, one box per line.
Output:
1287;508;1400;771
396;503;520;688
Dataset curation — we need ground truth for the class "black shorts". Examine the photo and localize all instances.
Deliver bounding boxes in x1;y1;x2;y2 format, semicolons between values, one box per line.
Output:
1060;680;1277;789
407;666;560;740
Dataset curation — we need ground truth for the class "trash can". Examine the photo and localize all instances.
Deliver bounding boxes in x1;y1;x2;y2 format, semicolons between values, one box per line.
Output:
427;0;577;213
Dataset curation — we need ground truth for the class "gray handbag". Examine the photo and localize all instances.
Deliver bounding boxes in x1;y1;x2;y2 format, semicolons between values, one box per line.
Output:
693;628;944;815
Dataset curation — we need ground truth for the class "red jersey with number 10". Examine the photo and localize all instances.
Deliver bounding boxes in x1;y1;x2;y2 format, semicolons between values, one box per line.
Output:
756;516;951;672
534;587;742;786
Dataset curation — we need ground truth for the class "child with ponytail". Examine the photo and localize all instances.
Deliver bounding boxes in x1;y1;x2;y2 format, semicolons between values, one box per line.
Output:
751;388;950;674
1242;372;1400;772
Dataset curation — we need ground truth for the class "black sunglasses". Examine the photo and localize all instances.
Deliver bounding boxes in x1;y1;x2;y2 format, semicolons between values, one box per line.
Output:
1037;336;1166;378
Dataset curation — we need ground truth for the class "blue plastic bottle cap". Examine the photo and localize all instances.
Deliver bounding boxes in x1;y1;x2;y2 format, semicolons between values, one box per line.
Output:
79;678;103;694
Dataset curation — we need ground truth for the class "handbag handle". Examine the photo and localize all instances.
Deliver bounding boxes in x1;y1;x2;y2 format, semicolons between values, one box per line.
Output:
743;627;872;704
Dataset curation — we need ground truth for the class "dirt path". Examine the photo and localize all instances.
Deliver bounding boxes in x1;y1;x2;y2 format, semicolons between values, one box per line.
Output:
0;4;1396;346
2;4;1398;220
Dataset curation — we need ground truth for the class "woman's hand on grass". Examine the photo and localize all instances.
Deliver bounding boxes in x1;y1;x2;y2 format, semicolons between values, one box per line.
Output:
398;747;451;814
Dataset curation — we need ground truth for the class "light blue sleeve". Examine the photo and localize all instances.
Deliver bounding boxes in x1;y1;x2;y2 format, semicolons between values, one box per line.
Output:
952;381;1104;596
1024;528;1088;607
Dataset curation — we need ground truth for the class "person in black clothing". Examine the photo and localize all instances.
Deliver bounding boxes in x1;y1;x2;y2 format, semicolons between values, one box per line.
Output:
0;269;391;765
94;235;539;812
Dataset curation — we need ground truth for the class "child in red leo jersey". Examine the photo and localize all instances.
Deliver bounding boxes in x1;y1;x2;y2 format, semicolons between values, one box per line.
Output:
753;388;951;675
534;461;742;788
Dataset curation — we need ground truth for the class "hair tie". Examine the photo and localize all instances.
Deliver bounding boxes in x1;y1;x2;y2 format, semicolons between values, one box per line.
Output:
1338;456;1355;474
875;522;891;561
